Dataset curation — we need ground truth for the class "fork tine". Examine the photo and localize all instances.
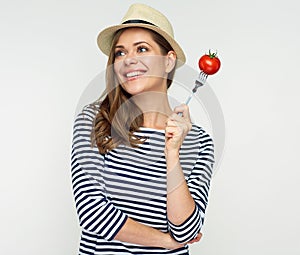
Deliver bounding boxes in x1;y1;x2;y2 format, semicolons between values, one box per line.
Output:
200;71;208;82
195;71;208;86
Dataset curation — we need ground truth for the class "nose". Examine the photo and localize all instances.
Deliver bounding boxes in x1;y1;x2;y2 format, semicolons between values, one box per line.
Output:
124;52;138;66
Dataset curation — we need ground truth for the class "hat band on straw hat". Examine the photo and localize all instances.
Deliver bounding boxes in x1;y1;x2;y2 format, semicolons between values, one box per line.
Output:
122;19;156;26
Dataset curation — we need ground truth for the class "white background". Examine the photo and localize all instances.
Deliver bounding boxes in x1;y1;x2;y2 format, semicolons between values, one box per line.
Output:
1;0;299;254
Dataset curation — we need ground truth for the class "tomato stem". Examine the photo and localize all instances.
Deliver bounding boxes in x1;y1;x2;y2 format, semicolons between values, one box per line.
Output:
208;49;218;58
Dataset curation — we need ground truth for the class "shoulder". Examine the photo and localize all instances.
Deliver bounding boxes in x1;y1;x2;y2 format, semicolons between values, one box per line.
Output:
73;104;99;130
188;124;214;152
189;124;213;142
75;104;99;122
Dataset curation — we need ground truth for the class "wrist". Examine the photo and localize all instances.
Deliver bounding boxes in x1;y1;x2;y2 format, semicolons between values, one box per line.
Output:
163;233;182;250
163;233;173;249
165;149;179;160
165;149;180;170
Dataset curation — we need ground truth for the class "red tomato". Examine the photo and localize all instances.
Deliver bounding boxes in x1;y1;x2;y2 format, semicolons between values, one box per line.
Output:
198;50;221;75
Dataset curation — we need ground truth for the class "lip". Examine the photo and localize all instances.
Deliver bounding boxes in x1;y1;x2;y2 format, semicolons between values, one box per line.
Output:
123;69;147;81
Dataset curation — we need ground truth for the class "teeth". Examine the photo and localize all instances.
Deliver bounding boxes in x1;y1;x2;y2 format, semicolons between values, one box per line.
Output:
126;71;144;78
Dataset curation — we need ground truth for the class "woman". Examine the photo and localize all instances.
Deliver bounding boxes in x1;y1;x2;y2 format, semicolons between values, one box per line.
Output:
71;3;214;254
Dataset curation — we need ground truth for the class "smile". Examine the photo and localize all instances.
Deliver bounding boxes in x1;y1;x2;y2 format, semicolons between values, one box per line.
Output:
125;71;146;78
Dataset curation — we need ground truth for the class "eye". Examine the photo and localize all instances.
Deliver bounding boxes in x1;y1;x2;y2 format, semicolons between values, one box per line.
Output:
137;46;148;53
114;50;125;58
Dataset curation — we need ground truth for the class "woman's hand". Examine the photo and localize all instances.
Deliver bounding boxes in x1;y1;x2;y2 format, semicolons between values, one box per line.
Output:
186;232;202;245
164;232;203;250
164;233;185;250
165;104;192;155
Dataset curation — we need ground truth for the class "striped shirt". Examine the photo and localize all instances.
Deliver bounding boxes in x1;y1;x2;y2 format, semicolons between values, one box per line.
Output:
71;106;214;255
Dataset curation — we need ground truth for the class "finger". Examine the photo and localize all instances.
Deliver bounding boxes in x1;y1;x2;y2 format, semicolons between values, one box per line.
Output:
169;113;192;131
168;115;189;130
166;119;178;127
173;104;191;119
187;233;202;244
193;233;202;242
198;232;203;240
169;112;183;122
195;232;202;241
165;123;185;135
165;126;178;137
166;119;191;137
173;104;187;114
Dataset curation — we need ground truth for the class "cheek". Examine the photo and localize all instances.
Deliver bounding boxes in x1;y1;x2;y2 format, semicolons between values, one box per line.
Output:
145;59;166;75
113;61;121;74
113;62;124;81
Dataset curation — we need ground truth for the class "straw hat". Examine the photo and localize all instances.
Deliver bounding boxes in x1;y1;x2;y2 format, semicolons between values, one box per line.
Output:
97;3;186;67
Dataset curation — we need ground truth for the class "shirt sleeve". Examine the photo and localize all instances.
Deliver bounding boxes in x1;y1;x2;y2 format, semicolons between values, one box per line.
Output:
168;128;214;243
71;106;128;241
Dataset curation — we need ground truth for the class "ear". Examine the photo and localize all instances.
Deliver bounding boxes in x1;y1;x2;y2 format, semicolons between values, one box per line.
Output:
165;51;177;73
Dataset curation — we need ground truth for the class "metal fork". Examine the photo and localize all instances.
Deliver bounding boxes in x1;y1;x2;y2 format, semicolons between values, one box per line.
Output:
178;71;208;116
185;71;208;105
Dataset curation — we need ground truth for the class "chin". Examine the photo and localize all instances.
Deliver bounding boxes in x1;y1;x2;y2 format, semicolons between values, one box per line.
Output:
122;84;145;96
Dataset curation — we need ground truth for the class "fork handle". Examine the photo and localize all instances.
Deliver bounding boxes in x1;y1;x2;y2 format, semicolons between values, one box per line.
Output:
185;93;193;105
177;93;193;117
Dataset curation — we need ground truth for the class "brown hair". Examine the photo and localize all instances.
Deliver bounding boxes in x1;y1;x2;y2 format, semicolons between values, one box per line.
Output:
91;28;177;154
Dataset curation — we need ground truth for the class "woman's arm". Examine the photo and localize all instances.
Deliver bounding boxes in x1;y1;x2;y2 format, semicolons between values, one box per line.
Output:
115;219;203;249
165;104;196;225
114;217;183;250
165;104;214;243
165;151;196;224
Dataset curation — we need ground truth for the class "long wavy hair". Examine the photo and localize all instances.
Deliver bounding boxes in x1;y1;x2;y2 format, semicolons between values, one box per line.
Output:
91;28;177;154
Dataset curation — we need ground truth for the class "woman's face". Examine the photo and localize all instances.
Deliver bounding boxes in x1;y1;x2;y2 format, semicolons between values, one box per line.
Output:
113;27;176;96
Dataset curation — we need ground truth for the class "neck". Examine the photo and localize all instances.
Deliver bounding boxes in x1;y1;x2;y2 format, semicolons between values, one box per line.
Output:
133;92;172;129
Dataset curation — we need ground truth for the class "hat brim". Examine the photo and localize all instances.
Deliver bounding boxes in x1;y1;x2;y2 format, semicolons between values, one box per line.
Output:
97;23;186;68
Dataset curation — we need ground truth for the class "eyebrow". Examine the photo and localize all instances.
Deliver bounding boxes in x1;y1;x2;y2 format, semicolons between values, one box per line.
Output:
115;41;151;49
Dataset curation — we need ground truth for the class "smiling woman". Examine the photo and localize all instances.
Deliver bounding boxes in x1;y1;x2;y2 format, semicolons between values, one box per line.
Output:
71;3;214;255
113;28;175;96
